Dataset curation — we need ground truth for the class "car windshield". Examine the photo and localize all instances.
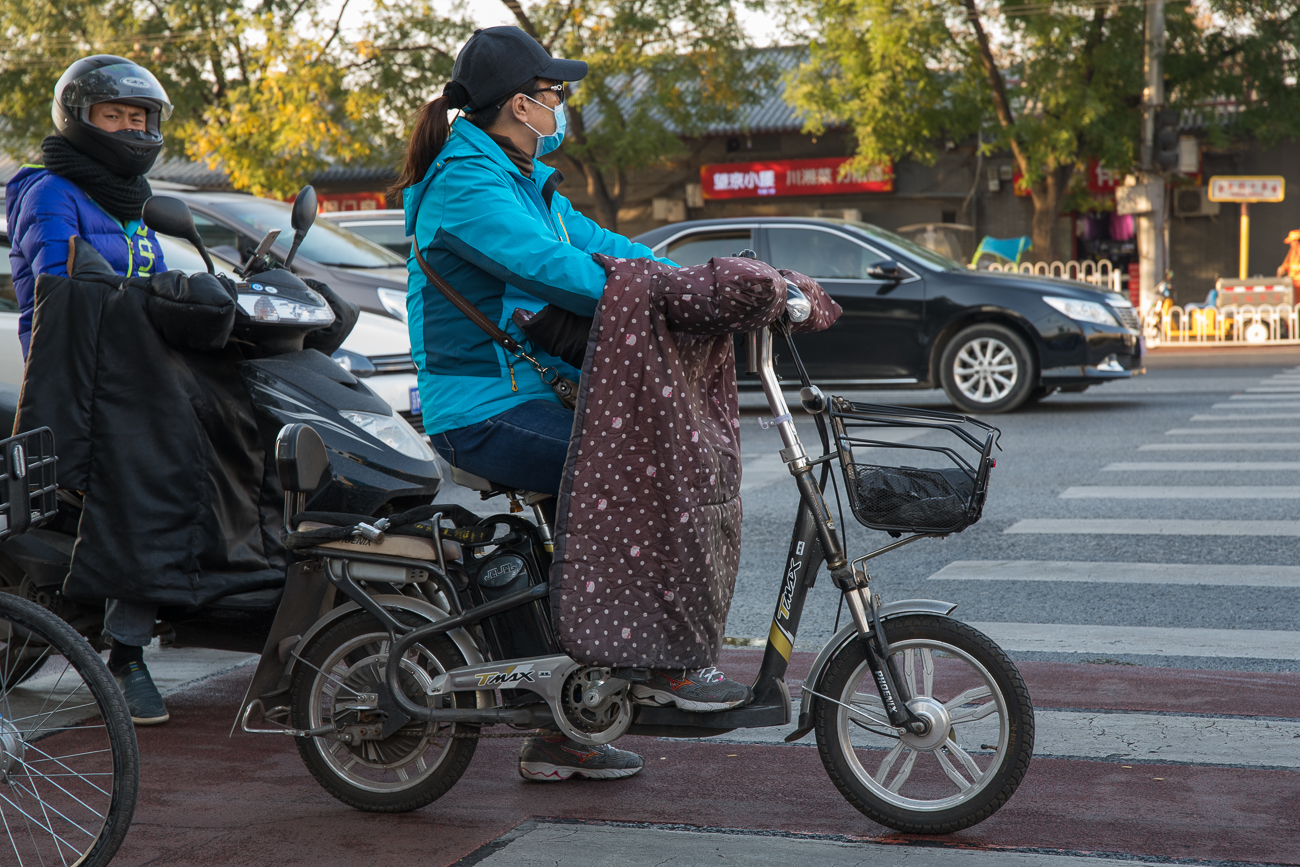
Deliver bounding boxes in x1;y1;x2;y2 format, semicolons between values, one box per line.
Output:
844;221;964;271
206;197;405;268
153;234;239;276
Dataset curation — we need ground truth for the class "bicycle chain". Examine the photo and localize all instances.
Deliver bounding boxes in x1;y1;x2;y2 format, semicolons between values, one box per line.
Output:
444;728;544;740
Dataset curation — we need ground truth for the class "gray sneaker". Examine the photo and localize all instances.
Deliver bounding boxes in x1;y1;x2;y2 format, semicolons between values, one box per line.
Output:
630;666;752;712
113;661;169;725
518;735;644;781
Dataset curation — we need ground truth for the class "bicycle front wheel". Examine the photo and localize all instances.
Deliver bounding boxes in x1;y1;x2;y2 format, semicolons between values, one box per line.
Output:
814;614;1033;834
0;592;139;865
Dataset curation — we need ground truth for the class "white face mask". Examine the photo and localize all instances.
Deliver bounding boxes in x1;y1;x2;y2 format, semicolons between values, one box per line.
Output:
522;94;566;157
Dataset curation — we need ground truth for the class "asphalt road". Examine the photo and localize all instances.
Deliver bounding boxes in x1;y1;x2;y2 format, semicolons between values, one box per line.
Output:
56;346;1300;866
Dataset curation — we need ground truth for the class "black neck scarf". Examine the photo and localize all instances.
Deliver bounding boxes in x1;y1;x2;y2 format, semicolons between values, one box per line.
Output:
41;136;153;223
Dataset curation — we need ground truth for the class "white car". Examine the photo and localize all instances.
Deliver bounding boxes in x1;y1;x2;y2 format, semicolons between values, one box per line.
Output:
0;227;423;430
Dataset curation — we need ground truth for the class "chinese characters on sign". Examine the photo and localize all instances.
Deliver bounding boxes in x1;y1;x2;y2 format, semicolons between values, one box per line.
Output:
701;157;893;200
1208;176;1286;203
712;169;777;195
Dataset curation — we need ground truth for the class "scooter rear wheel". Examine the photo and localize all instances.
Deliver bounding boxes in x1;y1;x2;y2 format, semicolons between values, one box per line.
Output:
814;614;1033;834
290;610;478;813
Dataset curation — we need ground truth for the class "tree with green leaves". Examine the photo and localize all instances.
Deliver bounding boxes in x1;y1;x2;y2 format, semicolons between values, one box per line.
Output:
501;0;767;230
786;0;1152;262
0;0;470;197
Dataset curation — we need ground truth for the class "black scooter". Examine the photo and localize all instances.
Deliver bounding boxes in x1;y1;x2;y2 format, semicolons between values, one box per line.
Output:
0;186;441;654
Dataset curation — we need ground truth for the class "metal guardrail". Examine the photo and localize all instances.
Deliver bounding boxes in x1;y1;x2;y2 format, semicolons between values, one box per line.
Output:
1143;303;1300;346
984;259;1122;293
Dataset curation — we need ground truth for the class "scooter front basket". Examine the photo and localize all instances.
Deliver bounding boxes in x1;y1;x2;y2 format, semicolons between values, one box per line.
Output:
0;427;58;541
829;401;998;535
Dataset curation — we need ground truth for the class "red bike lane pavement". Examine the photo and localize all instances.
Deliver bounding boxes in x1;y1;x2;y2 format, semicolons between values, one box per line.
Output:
109;648;1300;866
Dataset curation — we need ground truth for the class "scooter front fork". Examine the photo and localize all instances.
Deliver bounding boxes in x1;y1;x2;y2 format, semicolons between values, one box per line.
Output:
840;576;931;736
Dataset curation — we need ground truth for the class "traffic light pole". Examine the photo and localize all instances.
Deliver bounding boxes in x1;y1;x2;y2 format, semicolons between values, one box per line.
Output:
1137;0;1166;316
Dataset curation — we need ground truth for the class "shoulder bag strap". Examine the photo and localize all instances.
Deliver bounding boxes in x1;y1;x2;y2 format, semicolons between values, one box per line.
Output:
411;234;523;353
410;231;579;407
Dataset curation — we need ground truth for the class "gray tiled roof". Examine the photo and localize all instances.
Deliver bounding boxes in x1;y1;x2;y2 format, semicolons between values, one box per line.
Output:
579;47;816;137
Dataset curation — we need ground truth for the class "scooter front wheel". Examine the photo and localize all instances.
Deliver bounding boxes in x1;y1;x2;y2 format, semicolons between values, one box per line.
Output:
289;610;478;813
814;614;1033;834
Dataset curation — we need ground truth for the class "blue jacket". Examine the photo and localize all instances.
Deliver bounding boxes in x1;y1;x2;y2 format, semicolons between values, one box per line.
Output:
404;119;673;435
6;166;167;356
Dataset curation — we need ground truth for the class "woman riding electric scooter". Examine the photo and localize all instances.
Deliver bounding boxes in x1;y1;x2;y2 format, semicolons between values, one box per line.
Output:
396;26;752;782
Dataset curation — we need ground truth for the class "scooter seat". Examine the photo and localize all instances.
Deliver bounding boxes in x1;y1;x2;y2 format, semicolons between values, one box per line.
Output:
449;466;496;491
448;465;552;504
296;520;462;563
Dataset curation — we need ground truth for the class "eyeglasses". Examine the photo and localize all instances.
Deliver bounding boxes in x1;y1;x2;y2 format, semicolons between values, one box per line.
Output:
527;84;565;105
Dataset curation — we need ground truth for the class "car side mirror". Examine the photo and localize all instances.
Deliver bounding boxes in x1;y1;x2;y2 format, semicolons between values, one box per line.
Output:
283;185;318;271
866;260;902;282
142;196;215;274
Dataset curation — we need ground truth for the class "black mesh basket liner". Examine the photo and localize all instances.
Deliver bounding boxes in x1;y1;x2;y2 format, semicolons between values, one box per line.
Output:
0;427;58;541
828;400;998;536
844;464;978;534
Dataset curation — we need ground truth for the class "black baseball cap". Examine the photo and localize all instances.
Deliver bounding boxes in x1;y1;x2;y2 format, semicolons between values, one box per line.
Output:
451;27;587;111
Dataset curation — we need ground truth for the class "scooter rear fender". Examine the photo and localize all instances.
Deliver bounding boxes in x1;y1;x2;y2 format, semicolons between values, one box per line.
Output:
789;599;957;741
234;560;486;732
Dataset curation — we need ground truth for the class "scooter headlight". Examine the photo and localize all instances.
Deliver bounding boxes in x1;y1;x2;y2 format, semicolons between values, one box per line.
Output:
339;410;435;461
237;293;335;324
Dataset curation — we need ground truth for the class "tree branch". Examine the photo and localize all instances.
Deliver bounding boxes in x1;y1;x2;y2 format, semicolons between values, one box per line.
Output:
961;0;1027;172
315;0;351;62
499;0;540;39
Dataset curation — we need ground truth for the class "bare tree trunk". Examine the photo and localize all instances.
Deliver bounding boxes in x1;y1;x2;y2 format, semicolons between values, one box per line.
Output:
1027;165;1073;262
566;156;620;230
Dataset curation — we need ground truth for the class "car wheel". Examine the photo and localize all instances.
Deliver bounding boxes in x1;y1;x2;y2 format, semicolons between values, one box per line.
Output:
939;324;1036;414
1025;385;1057;404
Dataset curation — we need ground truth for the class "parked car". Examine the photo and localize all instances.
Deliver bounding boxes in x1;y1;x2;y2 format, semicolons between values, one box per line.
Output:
165;191;411;323
319;209;412;258
0;224;423;431
632;217;1144;413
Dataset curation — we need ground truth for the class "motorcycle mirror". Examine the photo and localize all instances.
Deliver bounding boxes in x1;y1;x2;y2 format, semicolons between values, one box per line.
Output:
143;195;215;275
283;186;317;271
866;259;903;282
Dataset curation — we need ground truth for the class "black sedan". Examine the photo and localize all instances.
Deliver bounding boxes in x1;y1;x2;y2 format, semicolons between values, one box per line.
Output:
166;191;410;323
632;217;1144;413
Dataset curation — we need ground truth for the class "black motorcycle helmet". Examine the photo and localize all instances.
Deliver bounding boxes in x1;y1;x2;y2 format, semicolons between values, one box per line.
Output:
51;55;173;177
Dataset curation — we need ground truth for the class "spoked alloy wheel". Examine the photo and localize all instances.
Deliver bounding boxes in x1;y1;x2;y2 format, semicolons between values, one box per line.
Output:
939;324;1035;414
290;611;478;813
955;338;1017;402
0;592;138;865
814;615;1033;834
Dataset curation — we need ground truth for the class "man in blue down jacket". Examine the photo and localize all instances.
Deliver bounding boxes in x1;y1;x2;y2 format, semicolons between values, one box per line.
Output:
6;55;175;725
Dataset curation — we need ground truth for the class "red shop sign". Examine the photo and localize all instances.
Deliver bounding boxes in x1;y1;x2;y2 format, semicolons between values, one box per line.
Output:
1086;160;1122;194
700;157;893;200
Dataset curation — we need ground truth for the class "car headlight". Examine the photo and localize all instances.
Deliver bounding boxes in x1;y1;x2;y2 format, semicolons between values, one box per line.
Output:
377;287;408;324
1043;296;1119;326
339;410;435;461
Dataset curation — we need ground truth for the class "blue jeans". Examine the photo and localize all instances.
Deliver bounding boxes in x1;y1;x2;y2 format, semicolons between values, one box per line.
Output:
103;600;158;646
431;400;574;497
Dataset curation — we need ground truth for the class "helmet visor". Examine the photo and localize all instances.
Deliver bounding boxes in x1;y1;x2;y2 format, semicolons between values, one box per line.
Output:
60;63;173;120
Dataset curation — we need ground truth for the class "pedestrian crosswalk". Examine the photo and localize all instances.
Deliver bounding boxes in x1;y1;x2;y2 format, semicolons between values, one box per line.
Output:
913;364;1300;773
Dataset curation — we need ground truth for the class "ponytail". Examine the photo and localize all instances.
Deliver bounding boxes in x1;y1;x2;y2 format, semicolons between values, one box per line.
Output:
390;95;455;199
389;77;541;199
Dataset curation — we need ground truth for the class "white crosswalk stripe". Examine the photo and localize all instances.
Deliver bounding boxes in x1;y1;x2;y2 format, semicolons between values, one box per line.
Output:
1137;442;1297;450
1103;461;1300;470
929;559;1300;586
1006;519;1300;535
1165;427;1300;434
1061;485;1300;498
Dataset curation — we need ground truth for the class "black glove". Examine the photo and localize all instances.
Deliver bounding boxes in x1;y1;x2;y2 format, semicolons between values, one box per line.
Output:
301;278;360;356
140;271;236;351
